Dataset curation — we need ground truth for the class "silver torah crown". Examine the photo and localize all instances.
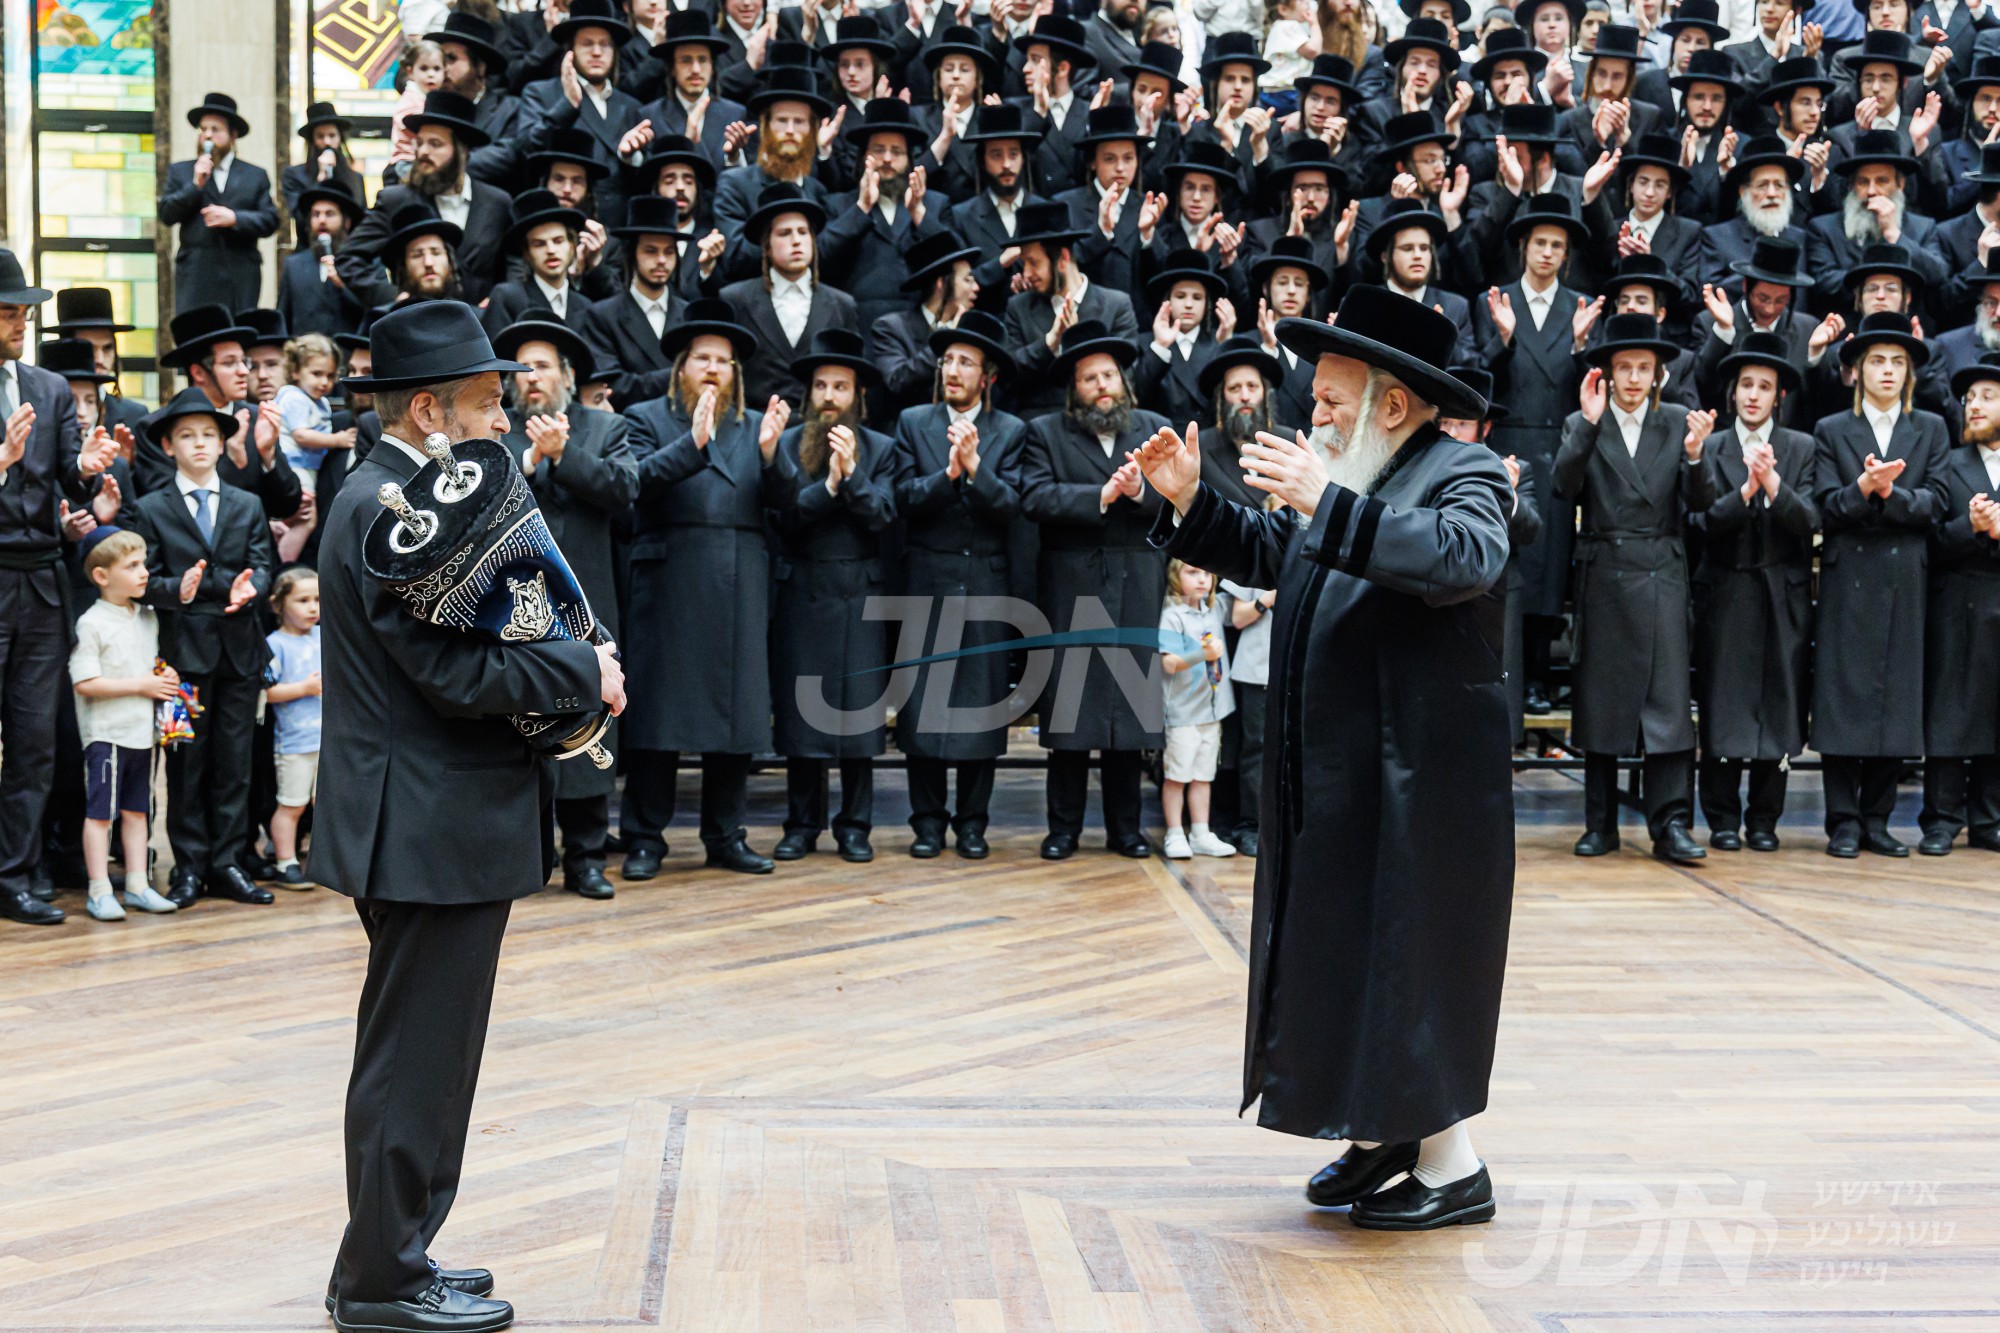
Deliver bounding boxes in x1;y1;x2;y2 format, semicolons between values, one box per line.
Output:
376;482;439;551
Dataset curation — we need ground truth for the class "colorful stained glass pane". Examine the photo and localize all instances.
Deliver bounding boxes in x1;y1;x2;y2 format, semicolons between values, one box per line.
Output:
36;0;155;113
38;249;159;386
314;0;405;118
38;131;156;240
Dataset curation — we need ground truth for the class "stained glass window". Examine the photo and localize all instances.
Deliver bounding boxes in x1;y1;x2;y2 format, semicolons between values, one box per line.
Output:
35;0;155;112
313;0;406;118
38;132;156;241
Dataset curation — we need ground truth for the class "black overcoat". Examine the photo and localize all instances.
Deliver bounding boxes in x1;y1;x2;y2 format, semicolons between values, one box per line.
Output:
157;157;279;315
1925;446;2000;757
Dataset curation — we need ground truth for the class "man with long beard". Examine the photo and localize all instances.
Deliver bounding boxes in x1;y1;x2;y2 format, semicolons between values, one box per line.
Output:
426;11;525;185
1805;130;1949;305
1081;0;1143;98
713;66;837;243
493;318;637;901
338;91;510;302
1019;322;1169;859
619;300;796;880
768;330;898;863
1132;286;1513;1230
1692;136;1810;296
1002;202;1141;419
1930;256;2000;390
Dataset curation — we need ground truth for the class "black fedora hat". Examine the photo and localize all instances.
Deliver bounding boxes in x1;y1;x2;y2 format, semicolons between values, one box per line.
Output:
1375;110;1453;165
1199;31;1272;79
1384;18;1462;70
1722;134;1806;193
428;11;509;69
1967;141;2000;186
38;338;116;385
1659;0;1731;40
1834;128;1918;176
344;300;529;391
159;304;257;369
51;286;130;332
844;97;929;149
1443;365;1508;421
1015;15;1096;71
1514;0;1586;23
1951;349;2000;398
503;188;588;250
1503;192;1590;245
383;203;464;258
1402;0;1471;21
820;13;896;62
527;127;611;183
1277;285;1485;418
491;317;595;383
900;230;982;291
334;309;377;355
747;64;835;119
1729;235;1811;287
929;310;1015;375
653;9;732;56
1584;311;1681;367
1051;319;1140;379
792;327;882;389
187;91;249;137
1121;42;1188;92
962;103;1045;147
1838;28;1924;77
1469;28;1548;83
1197;333;1284;398
1618;131;1692;188
1838;309;1928;367
1716;329;1802;392
1670;47;1743;96
239;308;289;348
1146;249;1228;304
1164;139;1242;193
1259;136;1346;206
581;352;624;389
923;24;1003;84
1957;253;2000;291
1600;251;1681;303
1761;55;1836;104
1578;22;1644;62
1368;197;1450;259
1495;100;1563;145
1955;52;2000;98
1248;234;1330;291
552;0;632;47
612;195;696;241
404;89;491;148
1013;200;1089;251
641;134;718;190
744;181;828;242
1846;242;1925;295
297;101;353;139
1294;53;1364;101
143;387;240;447
0;249;52;305
660;297;759;360
296;183;366;227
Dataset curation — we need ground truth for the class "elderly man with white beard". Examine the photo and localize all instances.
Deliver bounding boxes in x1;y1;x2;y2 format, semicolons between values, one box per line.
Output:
1692;136;1812;296
1804;130;1951;310
1132;286;1517;1231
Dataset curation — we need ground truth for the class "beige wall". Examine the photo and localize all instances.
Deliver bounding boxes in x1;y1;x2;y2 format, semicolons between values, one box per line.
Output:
166;0;283;307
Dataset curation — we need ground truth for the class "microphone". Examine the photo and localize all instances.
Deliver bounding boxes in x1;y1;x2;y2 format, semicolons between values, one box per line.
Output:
316;233;334;260
199;137;214;161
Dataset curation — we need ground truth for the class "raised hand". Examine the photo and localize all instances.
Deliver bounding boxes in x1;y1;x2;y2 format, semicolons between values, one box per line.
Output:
1494;134;1525;195
1680;124;1700;169
758;395;791;457
721;120;754;159
78;424;117;478
224;566;257;613
858;163;881;213
1570;294;1604;350
1924;39;1953;87
1854;93;1880;132
1152;299;1178;349
60;500;95;543
526;411;569;462
1617;221;1651;256
1502;455;1521;489
1097;178;1125;237
1716;127;1738;176
1444;79;1474;135
1215;298;1238;343
691;385;718;449
1808;312;1846;357
112;422;136;462
1683;408;1716;459
227;408;252;469
1581;147;1622;204
816;105;847;155
179;559;207;604
1911;90;1942;155
1257;297;1278;351
1045;290;1078;349
1390;171;1419;200
1702;282;1734;332
1439;164;1470;221
1579;365;1608;422
1239;428;1332;517
1091;78;1114;111
905;165;928;225
1485;286;1517;344
1332;198;1360;264
1129;417;1203;511
91;470;122;524
560;51;584;109
697;228;727;275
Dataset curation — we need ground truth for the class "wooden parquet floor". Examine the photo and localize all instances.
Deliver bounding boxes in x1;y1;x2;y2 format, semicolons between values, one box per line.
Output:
5;770;2000;1332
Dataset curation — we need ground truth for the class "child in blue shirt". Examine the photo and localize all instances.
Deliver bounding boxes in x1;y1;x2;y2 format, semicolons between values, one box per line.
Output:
262;568;322;887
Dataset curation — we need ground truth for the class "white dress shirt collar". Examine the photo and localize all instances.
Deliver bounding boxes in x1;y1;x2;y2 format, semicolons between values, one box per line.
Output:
379;432;431;470
1980;442;2000;488
1736;417;1770;454
1863;400;1901;450
174;469;215;500
1610;400;1648;454
1522;274;1557;328
633;284;671;337
533;271;570;318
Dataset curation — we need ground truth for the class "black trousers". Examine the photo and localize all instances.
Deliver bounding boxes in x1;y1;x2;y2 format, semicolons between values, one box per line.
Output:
1046;749;1144;842
906;757;995;837
1821;755;1903;837
1583;749;1694;843
1919;755;2000;841
0;571;66;898
1233;683;1267;834
556;794;610;875
1698;757;1789;836
783;756;873;837
1525;613;1565;692
618;748;752;853
164;667;261;879
338;897;512;1303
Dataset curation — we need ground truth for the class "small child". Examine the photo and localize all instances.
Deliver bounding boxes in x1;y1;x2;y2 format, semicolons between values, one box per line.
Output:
69;527;182;919
262;569;323;888
1159;559;1238;859
1260;0;1320;115
274;334;351;561
389;39;447;166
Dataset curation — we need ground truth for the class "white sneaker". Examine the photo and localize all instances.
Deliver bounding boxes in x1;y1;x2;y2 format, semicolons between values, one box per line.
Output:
1163;829;1192;859
1188;830;1239;857
121;884;178;914
86;892;127;921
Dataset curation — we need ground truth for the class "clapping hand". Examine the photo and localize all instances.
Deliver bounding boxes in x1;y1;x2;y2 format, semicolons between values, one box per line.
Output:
690;385;719;449
1130;418;1203;511
224;567;257;613
946;418;980;479
1970;492;2000;538
1858;451;1907;497
60;500;95;543
1579;366;1608;422
757;395;791;459
1683;408;1716;459
91;471;123;524
526;411;569;464
1484;286;1517;344
78;425;117;478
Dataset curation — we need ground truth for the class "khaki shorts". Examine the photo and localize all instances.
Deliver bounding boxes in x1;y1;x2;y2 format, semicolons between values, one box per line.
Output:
276;750;319;808
1163;722;1222;783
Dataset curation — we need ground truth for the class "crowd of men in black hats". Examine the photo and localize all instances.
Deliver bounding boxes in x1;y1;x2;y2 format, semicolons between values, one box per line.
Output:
5;0;2000;930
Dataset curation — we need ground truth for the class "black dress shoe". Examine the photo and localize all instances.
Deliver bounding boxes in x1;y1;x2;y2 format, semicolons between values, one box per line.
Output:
166;868;202;909
1304;1140;1419;1207
1112;835;1151;858
207;867;275;904
565;867;615;899
835;829;874;863
773;831;816;861
909;828;944;858
328;1265;496;1314
1350;1164;1496;1231
0;888;64;925
1826;829;1862;858
1524;684;1552;715
1862;830;1910;858
1040;832;1078;860
621;846;663;881
1970;833;2000;853
1918;829;1956;856
1746;830;1781;853
332;1279;513;1332
28;875;56;902
954;828;989;859
1231;829;1260;858
1653;825;1706;864
1573;829;1619;857
1708;829;1742;851
705;840;774;874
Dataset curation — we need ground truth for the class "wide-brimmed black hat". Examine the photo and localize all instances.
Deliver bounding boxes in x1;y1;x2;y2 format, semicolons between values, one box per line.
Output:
1294;53;1364;101
1402;0;1471;22
1716;329;1802;391
143;387;240;447
641;133;717;190
791;327;882;389
1260;136;1346;206
820;13;896;62
1729;235;1810;287
923;24;1002;84
1951;349;2000;397
1369;197;1451;259
1839;309;1928;367
612;195;695;241
527;127;611;183
239;308;289;348
1375;110;1452;166
1847;242;1925;295
1761;55;1836;104
1277;285;1484;418
581;352;624;388
900;230;982;291
38;338;116;385
1164;139;1242;193
1051;319;1140;379
1835;128;1918;176
1957;253;2000;292
552;0;631;47
743;181;827;242
1579;22;1644;63
1514;0;1586;25
961;103;1045;147
1199;30;1271;79
653;8;732;56
1839;28;1924;77
296;183;366;227
844;97;929;149
334;309;377;355
1013;200;1089;251
297;101;353;139
404;89;491;148
1147;249;1227;304
746;64;835;119
1585;311;1682;367
0;249;52;305
1014;15;1097;71
661;296;759;360
1600;251;1681;303
1956;52;2000;98
1443;365;1508;421
503;188;588;249
1121;42;1188;93
159;304;257;369
345;300;529;391
492;317;595;383
1618;131;1691;189
1670;47;1743;96
1197;333;1284;397
1248;234;1330;292
1469;28;1548;83
187;92;249;137
428;11;509;69
51;286;130;332
1495;101;1563;145
1503;192;1590;245
930;309;1015;375
1722;133;1806;193
383;203;464;259
1384;18;1462;70
1660;0;1731;41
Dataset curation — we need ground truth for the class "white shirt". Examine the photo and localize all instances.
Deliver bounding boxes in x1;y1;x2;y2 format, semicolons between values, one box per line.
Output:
1095;431;1117;457
1610;400;1648;456
1047;88;1076;131
1736;417;1770;459
633;285;671;339
949;103;974;138
534;271;570;319
725;13;759;41
175;469;221;531
584;81;611;120
1981;443;2000;490
1153;327;1198;362
1864;401;1901;452
1052;271;1089;320
1523;275;1557;330
990;191;1018;236
70;599;161;750
1626;210;1660;248
436;173;473;229
1937;0;1959;27
1388;277;1428;304
948;404;978;431
1874;103;1901;132
772;272;814;344
379;431;431;471
211;149;235;193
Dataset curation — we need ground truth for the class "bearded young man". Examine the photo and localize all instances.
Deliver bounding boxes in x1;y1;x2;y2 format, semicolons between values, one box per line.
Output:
480;189;593;337
637;10;746;170
1001;202;1141;419
338;91;510;302
582;196;696;408
873;230;982;422
279;186;367;339
820;99;951;338
518;0;646;227
944;104;1047;293
713;66;837;241
157;93;277;315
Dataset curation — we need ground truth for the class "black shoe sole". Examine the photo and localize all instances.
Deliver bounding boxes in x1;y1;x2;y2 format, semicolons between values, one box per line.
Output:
837;848;875;863
1041;846;1075;860
909;844;943;859
771;846;812;861
1350;1198;1498;1231
954;845;989;859
1826;845;1861;859
705;859;774;874
333;1315;513;1333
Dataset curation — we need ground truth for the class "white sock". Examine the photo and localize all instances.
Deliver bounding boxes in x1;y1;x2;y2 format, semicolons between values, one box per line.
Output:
1191;822;1211;836
1411;1120;1481;1188
87;877;114;900
276;858;299;870
125;872;150;893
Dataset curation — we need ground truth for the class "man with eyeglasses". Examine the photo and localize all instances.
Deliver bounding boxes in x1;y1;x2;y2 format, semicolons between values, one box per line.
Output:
149;305;303;520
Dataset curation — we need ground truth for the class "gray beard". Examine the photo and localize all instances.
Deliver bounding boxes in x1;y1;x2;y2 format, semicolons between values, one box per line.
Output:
1223;402;1269;443
1980;305;2000;352
1843;189;1904;249
517;385;572;419
1074;399;1133;438
1740;191;1794;238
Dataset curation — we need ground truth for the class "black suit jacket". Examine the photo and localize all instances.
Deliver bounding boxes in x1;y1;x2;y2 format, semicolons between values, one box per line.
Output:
157;157;279;313
719;277;863;408
580;288;680;406
0;361;93;609
1001;281;1142;419
338;179;514;303
129;479;275;678
478;277;596;340
278;247;368;338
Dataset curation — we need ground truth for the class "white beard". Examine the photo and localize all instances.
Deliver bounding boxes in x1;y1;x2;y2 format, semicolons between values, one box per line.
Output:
1311;411;1401;494
1979;304;2000;352
1843;188;1904;249
1740;190;1794;238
